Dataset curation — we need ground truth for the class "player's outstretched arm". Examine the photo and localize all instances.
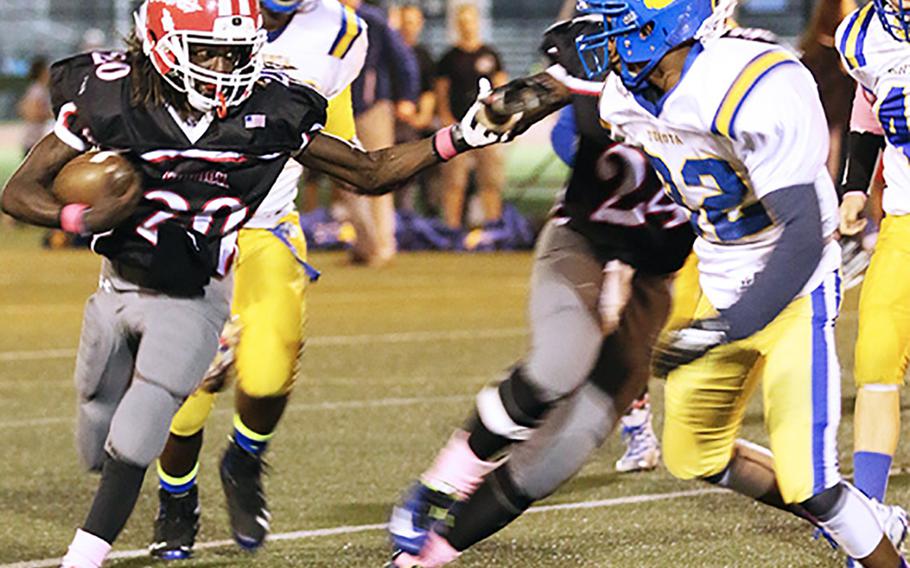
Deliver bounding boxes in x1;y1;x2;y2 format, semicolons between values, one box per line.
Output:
1;133;141;233
297;132;442;195
296;78;512;195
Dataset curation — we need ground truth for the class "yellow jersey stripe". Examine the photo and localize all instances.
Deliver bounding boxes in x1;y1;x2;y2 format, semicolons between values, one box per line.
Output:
711;50;797;140
329;6;363;59
841;3;876;70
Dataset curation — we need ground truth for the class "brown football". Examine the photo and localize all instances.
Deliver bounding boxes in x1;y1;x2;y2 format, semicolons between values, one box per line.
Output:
52;151;138;206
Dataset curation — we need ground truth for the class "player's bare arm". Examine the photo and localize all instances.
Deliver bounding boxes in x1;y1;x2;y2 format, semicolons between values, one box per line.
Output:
1;133;141;232
296;82;514;195
295;132;442;195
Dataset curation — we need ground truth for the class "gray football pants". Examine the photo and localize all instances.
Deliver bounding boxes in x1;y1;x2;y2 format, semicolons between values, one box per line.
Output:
74;259;231;471
503;221;671;500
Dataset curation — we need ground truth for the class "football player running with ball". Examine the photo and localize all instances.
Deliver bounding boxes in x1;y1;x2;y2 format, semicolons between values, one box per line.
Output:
388;0;909;566
150;0;368;558
835;0;910;555
0;1;502;566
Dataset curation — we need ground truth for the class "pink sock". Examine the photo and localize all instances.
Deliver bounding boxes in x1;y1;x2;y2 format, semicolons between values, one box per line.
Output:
61;529;111;568
421;430;498;499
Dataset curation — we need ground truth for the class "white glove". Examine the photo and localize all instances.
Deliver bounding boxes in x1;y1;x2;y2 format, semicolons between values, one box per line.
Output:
457;78;519;148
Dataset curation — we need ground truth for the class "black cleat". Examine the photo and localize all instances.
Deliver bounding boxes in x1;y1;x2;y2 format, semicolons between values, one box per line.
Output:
149;486;200;561
220;442;271;551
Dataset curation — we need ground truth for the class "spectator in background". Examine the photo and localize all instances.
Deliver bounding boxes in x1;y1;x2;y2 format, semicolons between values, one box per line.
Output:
342;0;420;266
436;3;507;230
18;56;52;157
799;0;856;179
394;3;439;214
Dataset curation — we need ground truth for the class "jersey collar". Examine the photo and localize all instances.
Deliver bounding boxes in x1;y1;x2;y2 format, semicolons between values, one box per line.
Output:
166;106;214;145
631;41;705;117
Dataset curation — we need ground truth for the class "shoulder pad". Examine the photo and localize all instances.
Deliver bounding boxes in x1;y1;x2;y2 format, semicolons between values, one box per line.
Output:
50;51;131;114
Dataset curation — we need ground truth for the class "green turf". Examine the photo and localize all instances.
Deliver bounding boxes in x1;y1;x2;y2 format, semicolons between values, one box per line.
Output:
0;226;894;567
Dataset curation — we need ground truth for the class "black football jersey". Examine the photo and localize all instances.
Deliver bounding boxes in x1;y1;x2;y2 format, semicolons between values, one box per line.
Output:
50;51;328;276
555;94;695;275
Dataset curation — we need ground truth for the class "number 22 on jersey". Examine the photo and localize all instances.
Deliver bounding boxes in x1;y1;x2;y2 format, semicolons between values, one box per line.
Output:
648;154;772;242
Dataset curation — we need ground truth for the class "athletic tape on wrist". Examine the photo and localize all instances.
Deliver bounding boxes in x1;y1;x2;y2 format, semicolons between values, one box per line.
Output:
434;126;459;161
60;203;88;234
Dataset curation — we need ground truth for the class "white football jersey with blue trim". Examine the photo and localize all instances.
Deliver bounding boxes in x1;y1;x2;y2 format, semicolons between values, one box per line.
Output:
597;36;840;309
248;0;368;228
836;4;910;216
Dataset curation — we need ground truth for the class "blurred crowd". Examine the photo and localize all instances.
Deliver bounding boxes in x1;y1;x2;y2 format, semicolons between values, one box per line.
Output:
299;1;512;266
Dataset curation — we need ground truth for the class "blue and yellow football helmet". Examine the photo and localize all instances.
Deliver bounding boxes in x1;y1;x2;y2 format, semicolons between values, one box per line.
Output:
260;0;303;14
874;0;910;41
575;0;715;91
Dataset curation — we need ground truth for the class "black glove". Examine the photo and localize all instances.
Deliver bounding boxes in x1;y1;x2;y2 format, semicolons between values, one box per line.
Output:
483;73;570;140
540;17;606;79
652;318;730;379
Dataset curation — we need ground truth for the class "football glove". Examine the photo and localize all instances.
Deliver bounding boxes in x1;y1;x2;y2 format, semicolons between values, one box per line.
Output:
482;73;569;141
457;78;518;148
200;316;242;393
840;235;873;291
540;17;606;79
652;318;729;379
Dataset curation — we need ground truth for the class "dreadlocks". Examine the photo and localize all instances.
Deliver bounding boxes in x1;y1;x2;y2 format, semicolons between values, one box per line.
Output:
124;32;194;115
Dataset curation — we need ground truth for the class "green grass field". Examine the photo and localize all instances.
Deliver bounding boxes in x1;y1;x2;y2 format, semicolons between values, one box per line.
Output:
0;225;902;567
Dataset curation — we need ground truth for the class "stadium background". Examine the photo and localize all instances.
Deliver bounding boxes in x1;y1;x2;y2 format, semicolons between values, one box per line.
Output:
0;1;890;567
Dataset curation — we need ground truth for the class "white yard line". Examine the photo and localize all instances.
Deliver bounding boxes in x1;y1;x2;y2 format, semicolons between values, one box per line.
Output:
0;393;476;429
0;327;526;362
0;488;726;568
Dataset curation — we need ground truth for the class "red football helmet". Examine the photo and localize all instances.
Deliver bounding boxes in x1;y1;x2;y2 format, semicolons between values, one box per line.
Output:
134;0;266;116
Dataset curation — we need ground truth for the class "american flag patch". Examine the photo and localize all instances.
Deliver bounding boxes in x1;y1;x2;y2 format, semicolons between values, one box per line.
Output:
244;114;266;129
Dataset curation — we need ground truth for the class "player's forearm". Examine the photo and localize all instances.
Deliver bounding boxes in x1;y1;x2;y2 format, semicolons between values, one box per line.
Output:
1;178;63;228
718;185;824;340
298;132;445;195
841;130;884;200
484;72;571;138
1;135;77;228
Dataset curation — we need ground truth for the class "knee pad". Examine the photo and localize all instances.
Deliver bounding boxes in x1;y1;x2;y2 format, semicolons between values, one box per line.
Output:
76;398;117;472
169;389;217;437
476;366;550;442
106;379;184;468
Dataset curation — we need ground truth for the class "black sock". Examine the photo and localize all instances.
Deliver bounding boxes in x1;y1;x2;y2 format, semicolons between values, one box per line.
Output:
444;465;534;551
465;412;511;461
82;454;147;544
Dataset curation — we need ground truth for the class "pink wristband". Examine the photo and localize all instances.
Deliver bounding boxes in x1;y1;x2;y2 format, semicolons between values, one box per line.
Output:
60;203;89;234
434;126;459;161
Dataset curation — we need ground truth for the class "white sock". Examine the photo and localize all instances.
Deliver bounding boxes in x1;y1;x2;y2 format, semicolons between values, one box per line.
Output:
61;529;111;568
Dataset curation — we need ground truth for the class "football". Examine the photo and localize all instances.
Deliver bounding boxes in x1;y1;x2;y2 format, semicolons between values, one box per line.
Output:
52;150;138;206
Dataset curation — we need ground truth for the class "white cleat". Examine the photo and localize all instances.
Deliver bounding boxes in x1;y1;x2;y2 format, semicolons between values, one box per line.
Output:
615;405;661;473
872;500;909;553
